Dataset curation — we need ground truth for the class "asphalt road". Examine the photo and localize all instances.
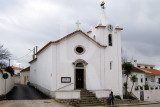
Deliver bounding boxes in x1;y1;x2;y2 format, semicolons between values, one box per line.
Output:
6;84;50;100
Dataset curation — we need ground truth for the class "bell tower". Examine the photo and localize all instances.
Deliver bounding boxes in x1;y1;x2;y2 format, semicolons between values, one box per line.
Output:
87;1;123;47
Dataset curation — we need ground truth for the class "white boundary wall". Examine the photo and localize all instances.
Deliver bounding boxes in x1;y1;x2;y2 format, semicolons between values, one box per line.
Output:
0;72;14;95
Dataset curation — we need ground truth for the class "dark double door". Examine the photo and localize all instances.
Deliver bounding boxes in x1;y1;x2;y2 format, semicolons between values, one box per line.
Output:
76;69;84;89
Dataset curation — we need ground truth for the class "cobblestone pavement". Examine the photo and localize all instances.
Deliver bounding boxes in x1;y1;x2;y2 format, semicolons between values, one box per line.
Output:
0;100;66;107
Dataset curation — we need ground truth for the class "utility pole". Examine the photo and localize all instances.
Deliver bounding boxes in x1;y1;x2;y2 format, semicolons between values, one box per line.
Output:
9;59;10;66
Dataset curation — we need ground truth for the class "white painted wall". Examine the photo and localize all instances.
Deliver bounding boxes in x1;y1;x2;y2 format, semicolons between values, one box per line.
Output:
55;90;80;99
134;89;160;101
123;72;145;94
30;30;123;98
14;69;21;74
0;72;14;95
20;71;30;84
14;76;20;84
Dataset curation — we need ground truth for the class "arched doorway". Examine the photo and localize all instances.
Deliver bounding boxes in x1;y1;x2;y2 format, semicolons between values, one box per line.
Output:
73;59;88;89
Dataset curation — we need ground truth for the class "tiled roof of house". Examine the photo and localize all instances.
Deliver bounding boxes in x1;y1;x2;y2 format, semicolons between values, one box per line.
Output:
10;66;23;70
21;67;30;73
139;68;160;76
131;67;146;73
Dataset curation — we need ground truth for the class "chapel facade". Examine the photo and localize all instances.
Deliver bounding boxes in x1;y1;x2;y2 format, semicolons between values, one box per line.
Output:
29;5;123;99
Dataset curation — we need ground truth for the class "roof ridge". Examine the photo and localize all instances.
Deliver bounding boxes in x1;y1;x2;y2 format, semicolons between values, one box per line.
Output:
35;30;107;56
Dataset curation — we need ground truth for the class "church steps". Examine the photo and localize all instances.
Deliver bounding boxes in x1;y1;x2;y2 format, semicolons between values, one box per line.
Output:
69;89;106;106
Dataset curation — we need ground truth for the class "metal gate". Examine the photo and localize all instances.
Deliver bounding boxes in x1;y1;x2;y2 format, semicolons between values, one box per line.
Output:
140;91;144;101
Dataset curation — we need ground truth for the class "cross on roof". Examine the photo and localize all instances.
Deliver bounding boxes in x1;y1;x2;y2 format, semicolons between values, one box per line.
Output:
76;20;81;30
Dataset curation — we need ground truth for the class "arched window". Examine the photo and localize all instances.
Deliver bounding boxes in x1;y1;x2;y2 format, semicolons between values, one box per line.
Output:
108;34;112;46
76;63;84;67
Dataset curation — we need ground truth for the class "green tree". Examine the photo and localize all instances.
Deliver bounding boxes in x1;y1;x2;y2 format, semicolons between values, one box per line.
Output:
123;62;133;95
130;75;138;93
5;66;14;76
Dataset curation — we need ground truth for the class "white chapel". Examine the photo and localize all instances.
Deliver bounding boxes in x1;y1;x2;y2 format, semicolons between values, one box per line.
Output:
29;4;123;100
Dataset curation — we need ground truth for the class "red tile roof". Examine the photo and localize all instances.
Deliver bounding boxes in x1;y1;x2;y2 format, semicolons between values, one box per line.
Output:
10;66;23;70
131;67;146;73
139;68;160;76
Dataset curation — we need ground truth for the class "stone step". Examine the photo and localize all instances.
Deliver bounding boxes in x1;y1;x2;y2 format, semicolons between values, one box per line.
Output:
68;89;105;106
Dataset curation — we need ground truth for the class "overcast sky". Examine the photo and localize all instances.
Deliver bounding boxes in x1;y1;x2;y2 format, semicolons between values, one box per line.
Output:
0;0;160;69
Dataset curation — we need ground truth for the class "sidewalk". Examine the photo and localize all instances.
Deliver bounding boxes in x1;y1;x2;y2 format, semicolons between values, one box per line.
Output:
0;100;66;107
1;100;160;107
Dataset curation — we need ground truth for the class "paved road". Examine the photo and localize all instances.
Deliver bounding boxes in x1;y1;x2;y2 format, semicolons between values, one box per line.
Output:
6;84;50;100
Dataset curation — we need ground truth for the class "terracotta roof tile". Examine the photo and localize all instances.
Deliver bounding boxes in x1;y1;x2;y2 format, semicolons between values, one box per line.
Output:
139;68;160;76
131;67;145;73
10;66;23;70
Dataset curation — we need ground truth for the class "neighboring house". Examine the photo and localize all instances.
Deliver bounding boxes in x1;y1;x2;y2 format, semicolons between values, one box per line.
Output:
20;67;30;85
10;66;23;74
123;67;146;93
123;61;160;101
14;73;20;84
29;6;123;100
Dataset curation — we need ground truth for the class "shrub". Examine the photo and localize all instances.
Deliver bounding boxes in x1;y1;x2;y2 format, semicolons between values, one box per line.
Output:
145;84;149;90
0;95;5;101
151;87;154;90
123;82;128;88
5;66;14;76
123;95;136;100
114;95;121;100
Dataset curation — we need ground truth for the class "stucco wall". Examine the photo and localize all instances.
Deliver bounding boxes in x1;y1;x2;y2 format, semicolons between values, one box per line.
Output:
134;89;160;101
56;33;102;91
30;29;123;98
0;72;14;95
20;71;30;84
14;76;20;84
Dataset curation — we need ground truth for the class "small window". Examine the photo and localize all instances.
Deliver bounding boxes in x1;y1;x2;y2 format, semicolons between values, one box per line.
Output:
137;66;141;68
151;76;154;82
145;78;147;81
75;45;85;55
93;35;96;40
141;78;143;83
76;63;84;67
150;67;153;69
110;61;112;70
108;34;112;46
145;66;148;68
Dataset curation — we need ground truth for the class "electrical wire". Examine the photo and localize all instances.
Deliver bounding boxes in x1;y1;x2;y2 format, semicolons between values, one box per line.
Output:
11;51;32;60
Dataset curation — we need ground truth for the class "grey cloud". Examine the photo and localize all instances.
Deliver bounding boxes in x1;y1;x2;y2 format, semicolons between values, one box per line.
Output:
0;0;160;68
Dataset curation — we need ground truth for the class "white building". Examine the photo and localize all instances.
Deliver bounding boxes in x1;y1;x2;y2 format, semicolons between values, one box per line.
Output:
10;66;23;74
20;67;30;85
123;62;160;101
29;7;123;100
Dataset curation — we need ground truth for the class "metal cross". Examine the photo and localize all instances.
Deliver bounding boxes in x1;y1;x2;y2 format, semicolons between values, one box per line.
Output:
76;20;81;30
